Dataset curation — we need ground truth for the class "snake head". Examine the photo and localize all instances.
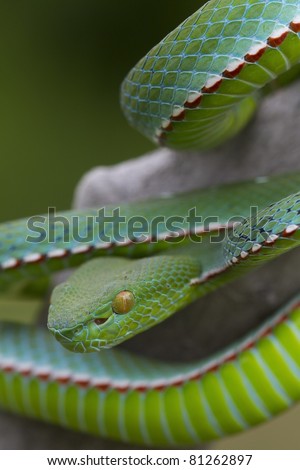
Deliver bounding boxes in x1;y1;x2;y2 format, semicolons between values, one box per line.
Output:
48;254;199;352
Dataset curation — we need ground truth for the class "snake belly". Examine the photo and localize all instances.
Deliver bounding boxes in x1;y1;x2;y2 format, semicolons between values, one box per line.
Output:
0;0;300;448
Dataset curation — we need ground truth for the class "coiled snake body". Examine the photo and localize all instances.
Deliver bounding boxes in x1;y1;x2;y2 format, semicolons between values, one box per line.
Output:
1;0;300;447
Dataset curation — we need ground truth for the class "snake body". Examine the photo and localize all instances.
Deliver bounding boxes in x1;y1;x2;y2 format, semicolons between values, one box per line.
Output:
1;0;300;447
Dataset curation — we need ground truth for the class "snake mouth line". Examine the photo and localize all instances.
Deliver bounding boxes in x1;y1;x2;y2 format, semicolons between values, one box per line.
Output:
52;320;155;352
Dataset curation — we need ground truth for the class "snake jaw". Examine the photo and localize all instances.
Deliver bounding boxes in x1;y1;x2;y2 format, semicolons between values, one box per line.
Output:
48;294;140;352
48;314;119;352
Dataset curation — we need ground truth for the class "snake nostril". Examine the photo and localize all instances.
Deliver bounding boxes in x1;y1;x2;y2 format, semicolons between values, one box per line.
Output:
73;327;82;335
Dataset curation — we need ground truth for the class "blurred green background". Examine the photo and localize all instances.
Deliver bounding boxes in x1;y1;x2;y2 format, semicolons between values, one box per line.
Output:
0;0;299;449
0;0;200;222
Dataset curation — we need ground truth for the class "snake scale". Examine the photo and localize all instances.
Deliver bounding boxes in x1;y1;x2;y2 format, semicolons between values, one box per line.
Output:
1;0;300;447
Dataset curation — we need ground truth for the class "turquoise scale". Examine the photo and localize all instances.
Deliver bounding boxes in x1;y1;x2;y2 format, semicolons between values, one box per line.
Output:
0;0;300;448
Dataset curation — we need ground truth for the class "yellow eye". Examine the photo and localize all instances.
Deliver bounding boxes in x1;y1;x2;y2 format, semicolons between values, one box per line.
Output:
112;291;135;315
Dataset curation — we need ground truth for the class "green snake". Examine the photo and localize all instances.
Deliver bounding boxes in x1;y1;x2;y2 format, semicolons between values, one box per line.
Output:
1;0;300;448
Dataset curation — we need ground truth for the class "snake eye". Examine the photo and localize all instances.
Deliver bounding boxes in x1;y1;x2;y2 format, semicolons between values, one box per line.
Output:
112;290;135;315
